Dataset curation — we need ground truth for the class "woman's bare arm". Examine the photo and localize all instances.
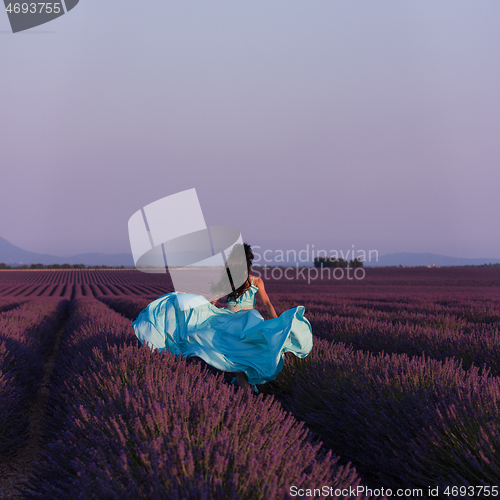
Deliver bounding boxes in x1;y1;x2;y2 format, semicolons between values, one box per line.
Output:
254;277;278;319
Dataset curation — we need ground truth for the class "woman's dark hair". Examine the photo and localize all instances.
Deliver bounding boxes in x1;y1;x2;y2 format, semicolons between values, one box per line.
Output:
226;243;254;301
211;242;254;302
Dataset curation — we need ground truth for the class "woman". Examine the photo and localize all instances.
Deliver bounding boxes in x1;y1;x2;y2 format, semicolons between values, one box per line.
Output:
131;243;313;392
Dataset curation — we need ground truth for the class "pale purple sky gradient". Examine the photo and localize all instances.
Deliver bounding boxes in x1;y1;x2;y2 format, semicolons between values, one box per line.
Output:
1;0;499;259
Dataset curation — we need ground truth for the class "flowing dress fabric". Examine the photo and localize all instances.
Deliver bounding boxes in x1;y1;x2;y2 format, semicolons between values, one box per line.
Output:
131;285;313;385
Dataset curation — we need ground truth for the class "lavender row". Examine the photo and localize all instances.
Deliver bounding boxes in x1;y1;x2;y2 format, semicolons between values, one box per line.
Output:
0;298;68;362
99;295;237;322
313;313;500;374
0;269;173;288
0;298;68;456
97;295;157;320
263;294;500;376
26;298;372;499
1;267;499;288
42;297;138;417
0;297;28;313
0;283;170;299
265;337;500;495
101;293;500;375
101;294;500;377
268;294;500;328
0;364;29;455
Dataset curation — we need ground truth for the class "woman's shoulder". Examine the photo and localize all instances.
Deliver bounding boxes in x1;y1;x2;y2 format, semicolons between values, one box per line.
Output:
250;275;263;287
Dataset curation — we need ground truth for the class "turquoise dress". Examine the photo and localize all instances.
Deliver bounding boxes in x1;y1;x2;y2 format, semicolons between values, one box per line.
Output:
131;277;313;385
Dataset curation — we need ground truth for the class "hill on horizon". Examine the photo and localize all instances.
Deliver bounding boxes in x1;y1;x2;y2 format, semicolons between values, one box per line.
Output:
364;252;500;267
0;236;135;267
1;236;499;268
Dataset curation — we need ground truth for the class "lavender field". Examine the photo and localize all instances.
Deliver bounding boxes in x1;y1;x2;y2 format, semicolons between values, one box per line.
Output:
1;267;500;499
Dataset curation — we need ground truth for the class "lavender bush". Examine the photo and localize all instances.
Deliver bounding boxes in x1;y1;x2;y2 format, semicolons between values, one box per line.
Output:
264;294;500;376
43;297;138;431
266;337;500;493
0;366;30;455
25;298;373;500
0;268;496;496
28;345;370;499
98;296;157;321
0;298;68;456
0;297;28;313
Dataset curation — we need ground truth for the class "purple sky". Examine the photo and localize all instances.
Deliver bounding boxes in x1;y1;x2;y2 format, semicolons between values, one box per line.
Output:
1;0;499;259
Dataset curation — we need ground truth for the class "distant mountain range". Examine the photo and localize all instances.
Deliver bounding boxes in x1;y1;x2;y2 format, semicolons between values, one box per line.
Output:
0;236;135;267
0;236;499;268
363;252;500;267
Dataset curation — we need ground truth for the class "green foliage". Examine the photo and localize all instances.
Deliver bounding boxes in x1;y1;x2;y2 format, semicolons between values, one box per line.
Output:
313;257;364;268
349;258;364;268
313;257;347;268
